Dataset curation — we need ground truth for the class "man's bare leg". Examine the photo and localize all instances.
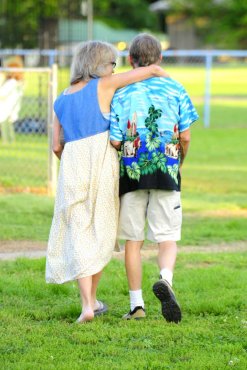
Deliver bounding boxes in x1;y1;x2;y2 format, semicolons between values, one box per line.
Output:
158;240;177;285
153;240;181;323
125;240;143;290
124;240;145;316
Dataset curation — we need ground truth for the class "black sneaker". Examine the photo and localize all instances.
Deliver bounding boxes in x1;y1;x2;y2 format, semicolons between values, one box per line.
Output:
153;279;182;323
122;306;146;320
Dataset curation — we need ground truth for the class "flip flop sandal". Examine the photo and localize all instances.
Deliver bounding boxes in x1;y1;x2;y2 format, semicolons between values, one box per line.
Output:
94;300;108;317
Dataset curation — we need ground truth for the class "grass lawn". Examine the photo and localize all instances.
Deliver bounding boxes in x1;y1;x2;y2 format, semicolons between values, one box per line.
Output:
0;125;246;245
1;253;246;369
0;135;48;188
0;64;246;370
57;64;247;93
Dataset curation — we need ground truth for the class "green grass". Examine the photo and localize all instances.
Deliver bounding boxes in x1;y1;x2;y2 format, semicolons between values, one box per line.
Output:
0;126;246;245
1;253;246;369
0;135;48;188
165;65;247;97
0;194;52;241
114;65;247;97
0;114;246;189
0;192;246;245
20;64;245;98
0;65;246;245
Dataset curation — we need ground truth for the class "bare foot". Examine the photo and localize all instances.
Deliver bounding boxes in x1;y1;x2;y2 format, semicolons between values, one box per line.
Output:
76;308;94;323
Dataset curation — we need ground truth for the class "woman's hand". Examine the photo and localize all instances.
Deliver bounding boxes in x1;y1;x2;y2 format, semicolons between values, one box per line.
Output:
53;114;64;160
151;64;169;78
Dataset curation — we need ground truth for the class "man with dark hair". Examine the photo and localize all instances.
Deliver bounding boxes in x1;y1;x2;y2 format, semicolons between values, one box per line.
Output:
110;33;198;323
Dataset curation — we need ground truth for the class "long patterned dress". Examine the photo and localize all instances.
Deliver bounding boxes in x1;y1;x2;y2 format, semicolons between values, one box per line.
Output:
46;79;119;284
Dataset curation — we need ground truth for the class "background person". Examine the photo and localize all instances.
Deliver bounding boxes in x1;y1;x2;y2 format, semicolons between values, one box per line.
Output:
110;34;199;323
0;57;24;143
45;40;168;323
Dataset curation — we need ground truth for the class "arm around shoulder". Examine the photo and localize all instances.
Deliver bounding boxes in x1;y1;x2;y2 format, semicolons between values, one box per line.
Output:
102;64;169;92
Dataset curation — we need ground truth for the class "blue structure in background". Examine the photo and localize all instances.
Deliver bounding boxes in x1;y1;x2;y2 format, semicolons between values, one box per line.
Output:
0;49;246;128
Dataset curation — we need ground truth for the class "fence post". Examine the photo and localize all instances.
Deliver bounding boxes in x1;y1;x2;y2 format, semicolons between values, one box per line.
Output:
204;53;213;128
47;64;58;195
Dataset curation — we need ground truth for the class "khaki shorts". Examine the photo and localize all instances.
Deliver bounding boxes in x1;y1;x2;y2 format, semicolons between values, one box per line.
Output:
118;190;182;243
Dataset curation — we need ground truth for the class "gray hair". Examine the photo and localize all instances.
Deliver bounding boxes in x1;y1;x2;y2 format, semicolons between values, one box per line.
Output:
70;41;118;84
129;33;161;67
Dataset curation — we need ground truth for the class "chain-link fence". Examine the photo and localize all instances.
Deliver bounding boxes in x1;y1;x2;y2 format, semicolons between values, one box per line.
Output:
0;65;57;194
0;49;246;193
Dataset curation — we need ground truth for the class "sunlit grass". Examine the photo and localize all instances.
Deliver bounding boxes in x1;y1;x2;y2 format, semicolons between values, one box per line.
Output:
1;254;246;369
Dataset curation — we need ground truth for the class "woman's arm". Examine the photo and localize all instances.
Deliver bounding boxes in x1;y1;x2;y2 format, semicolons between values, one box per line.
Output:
98;65;169;113
101;64;169;92
53;114;64;159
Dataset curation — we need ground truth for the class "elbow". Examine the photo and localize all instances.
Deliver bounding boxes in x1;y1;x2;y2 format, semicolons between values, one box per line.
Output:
53;145;61;155
180;136;191;145
179;130;191;144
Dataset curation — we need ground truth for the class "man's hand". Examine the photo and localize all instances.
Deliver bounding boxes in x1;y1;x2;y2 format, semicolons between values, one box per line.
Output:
110;140;121;150
152;64;170;78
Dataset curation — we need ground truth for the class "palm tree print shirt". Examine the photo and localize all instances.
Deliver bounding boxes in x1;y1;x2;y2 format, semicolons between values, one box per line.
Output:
110;77;199;196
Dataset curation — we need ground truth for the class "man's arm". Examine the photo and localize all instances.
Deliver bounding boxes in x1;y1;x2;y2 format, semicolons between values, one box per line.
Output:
179;128;191;168
110;140;121;150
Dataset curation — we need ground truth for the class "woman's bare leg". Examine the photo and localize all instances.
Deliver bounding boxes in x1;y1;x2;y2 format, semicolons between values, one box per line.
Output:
77;276;94;322
92;270;103;310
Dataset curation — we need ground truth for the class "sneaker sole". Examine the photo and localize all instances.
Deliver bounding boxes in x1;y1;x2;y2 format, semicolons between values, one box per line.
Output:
153;281;182;323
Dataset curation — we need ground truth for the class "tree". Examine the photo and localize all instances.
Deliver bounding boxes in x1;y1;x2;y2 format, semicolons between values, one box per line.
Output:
0;0;159;48
163;0;247;48
94;0;158;30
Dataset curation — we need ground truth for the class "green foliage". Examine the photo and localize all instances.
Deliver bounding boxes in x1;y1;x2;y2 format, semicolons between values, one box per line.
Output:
94;0;158;30
151;152;167;173
120;158;125;177
126;162;141;181
0;0;159;48
138;153;156;175
0;0;76;48
145;104;162;135
145;132;161;151
0;254;247;369
1;1;246;49
170;0;247;48
167;164;179;184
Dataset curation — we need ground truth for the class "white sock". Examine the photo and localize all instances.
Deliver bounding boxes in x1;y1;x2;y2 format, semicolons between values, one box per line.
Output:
129;289;144;311
160;268;173;287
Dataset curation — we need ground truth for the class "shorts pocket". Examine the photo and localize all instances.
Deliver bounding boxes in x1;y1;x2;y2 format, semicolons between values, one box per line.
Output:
170;195;182;228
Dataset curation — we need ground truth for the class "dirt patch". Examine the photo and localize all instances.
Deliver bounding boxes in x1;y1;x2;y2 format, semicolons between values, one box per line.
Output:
0;240;246;261
0;240;47;253
185;210;247;218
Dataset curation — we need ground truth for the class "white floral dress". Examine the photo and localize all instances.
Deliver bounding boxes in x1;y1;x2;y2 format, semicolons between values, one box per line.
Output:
46;79;119;284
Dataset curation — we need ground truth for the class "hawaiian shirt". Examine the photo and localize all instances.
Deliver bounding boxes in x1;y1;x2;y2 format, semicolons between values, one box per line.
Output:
110;77;199;196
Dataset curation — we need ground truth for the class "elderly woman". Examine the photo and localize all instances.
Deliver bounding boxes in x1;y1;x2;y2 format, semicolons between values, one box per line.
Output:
46;41;167;323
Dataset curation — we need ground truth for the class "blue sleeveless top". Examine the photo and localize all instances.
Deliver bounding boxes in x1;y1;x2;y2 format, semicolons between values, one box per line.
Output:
54;78;110;143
